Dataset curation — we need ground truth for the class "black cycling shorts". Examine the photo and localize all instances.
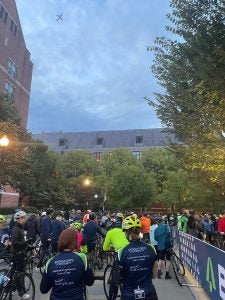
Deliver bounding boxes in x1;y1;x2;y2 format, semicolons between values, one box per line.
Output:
157;249;171;261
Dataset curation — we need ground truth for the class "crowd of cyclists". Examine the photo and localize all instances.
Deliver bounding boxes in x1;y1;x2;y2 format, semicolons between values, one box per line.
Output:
0;207;224;299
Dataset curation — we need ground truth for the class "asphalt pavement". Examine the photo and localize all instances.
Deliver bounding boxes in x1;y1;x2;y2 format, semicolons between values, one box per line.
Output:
34;267;196;300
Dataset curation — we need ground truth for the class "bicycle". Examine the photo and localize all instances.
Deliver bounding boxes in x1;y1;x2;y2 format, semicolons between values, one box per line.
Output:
103;251;121;300
37;241;53;275
0;252;35;300
169;248;185;286
88;237;104;273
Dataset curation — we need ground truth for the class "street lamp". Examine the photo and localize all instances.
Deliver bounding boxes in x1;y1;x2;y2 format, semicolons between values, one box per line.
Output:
84;179;90;186
83;178;91;209
0;134;10;206
0;135;9;147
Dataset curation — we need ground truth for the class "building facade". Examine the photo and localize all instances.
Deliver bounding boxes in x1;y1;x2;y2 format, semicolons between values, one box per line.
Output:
33;128;179;160
0;0;33;128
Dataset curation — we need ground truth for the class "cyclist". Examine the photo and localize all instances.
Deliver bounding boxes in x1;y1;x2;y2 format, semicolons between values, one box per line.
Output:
180;209;189;233
24;210;40;243
154;218;172;279
51;211;66;253
83;213;104;253
140;213;151;243
117;216;158;300
40;207;54;252
40;228;94;299
11;210;30;300
103;213;128;252
70;222;84;252
83;210;91;225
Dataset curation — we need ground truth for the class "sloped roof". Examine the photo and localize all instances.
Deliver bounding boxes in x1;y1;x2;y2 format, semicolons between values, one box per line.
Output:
33;128;179;152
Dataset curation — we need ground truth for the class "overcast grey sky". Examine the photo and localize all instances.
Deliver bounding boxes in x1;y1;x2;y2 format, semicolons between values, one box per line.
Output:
16;0;171;133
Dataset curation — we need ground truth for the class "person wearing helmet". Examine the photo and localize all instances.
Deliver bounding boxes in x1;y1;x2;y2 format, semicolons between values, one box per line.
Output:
11;210;30;299
8;208;22;236
103;214;128;252
116;216;158;300
83;210;91;225
70;222;84;252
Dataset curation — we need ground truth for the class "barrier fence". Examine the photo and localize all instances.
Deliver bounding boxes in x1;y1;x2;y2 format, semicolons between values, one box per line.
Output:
179;231;225;300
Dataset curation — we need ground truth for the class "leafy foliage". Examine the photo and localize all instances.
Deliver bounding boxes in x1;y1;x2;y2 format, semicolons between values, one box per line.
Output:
150;0;225;144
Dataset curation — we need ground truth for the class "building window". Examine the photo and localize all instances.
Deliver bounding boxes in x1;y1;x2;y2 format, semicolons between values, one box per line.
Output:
93;152;102;162
96;137;104;147
5;81;15;100
135;136;143;145
0;6;4;18
133;151;142;160
4;11;8;24
58;138;68;148
8;60;17;79
10;20;14;32
14;25;17;36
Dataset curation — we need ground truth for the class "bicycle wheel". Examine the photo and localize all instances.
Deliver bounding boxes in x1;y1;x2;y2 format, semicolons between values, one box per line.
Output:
26;256;33;276
38;251;50;275
95;247;104;270
171;254;185;286
103;265;113;300
0;269;10;300
88;251;96;272
9;273;35;300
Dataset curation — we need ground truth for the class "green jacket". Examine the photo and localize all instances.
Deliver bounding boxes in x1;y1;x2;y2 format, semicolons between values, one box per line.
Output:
103;228;129;252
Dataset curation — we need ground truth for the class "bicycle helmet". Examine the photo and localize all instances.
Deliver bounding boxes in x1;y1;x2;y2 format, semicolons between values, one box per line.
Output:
71;222;83;230
46;208;55;215
116;213;124;219
14;210;26;219
0;215;5;223
89;213;96;220
122;216;141;230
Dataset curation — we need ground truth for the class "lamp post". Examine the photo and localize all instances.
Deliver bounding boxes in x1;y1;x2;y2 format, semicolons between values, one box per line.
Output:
84;178;90;209
0;135;9;205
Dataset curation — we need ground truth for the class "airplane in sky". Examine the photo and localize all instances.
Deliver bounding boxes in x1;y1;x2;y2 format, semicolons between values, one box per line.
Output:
56;14;63;22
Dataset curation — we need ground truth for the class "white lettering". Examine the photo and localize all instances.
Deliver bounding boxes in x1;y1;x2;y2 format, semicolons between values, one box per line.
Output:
218;264;225;299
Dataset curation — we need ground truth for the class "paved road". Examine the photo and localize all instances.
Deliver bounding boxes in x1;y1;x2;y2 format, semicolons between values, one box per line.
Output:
34;268;195;300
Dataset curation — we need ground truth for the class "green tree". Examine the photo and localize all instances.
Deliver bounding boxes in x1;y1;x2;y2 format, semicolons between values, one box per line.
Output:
0;94;21;125
150;0;225;144
106;164;155;210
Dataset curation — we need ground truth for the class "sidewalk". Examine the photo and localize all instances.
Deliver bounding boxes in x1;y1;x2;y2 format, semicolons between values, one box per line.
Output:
184;268;210;300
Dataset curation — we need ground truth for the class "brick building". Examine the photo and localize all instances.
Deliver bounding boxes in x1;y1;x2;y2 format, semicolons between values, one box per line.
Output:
0;0;33;128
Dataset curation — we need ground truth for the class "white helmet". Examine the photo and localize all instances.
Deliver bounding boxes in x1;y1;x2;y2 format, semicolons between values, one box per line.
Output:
14;210;26;219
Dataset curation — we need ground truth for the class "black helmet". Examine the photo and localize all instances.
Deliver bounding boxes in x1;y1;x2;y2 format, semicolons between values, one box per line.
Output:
89;213;96;221
46;208;55;215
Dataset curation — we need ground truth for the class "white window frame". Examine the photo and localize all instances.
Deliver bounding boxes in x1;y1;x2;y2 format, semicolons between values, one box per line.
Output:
5;81;15;100
7;59;17;79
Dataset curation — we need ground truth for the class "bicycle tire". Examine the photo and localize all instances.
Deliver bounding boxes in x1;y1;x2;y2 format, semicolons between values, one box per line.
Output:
103;265;113;300
0;269;10;300
8;272;35;300
171;255;185;286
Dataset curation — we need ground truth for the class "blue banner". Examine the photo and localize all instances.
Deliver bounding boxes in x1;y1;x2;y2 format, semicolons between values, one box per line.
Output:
179;232;225;300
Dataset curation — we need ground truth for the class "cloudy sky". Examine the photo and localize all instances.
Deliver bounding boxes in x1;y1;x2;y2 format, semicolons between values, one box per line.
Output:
16;0;171;133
